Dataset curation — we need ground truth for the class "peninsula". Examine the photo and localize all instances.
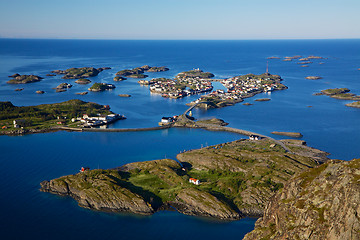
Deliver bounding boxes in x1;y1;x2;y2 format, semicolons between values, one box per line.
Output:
0;99;123;135
40;138;328;220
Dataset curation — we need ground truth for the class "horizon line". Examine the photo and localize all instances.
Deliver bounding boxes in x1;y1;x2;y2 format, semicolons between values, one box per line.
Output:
1;37;360;41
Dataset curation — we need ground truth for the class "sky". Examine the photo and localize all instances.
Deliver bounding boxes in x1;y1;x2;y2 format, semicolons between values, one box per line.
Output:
0;0;359;40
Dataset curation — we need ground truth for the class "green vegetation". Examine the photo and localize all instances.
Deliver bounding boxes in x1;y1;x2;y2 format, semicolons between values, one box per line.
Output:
0;99;112;133
321;88;350;95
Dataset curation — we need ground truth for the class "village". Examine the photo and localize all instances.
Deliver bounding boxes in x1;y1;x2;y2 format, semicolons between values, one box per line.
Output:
139;77;213;99
188;73;287;108
138;69;214;99
138;68;286;105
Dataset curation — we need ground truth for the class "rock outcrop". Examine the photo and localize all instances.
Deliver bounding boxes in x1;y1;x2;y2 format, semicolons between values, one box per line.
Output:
40;170;154;215
243;159;360;240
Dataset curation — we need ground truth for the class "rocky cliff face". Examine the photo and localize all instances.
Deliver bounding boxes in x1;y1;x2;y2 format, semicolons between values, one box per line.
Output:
40;170;153;215
243;159;360;240
174;188;241;220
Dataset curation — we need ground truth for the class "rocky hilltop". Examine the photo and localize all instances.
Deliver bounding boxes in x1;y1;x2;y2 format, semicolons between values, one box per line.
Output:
40;139;329;220
243;159;360;240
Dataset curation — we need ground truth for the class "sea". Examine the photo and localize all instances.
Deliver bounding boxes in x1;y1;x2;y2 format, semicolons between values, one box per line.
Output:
0;39;359;240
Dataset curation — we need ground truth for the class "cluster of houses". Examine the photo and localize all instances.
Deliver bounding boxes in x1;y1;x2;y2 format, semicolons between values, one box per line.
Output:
221;75;279;97
189;74;284;107
143;77;213;99
76;113;125;127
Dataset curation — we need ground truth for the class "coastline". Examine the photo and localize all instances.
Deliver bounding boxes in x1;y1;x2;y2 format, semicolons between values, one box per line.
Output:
40;137;328;220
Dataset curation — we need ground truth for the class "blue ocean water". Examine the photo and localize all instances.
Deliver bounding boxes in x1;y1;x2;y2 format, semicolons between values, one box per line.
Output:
0;39;360;239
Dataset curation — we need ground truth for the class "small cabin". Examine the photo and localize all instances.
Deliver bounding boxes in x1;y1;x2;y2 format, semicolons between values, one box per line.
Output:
56;120;65;125
249;135;262;141
189;178;200;185
80;167;90;172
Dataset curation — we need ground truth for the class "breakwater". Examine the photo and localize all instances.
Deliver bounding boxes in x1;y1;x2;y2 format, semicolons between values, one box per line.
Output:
59;124;173;132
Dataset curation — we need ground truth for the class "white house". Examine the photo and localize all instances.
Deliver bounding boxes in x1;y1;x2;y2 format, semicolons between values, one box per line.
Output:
249;135;262;141
161;117;174;123
189;178;200;185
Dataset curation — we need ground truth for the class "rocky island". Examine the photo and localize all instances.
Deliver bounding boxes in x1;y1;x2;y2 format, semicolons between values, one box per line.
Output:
175;68;214;79
115;65;169;78
7;74;43;84
316;88;360;101
75;78;91;84
88;83;115;92
51;67;110;79
0;99;118;135
305;76;322;80
40;138;328;220
346;101;360;108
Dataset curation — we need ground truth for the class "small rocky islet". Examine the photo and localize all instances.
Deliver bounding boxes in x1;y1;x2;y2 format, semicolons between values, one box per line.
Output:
7;74;43;84
88;82;115;92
